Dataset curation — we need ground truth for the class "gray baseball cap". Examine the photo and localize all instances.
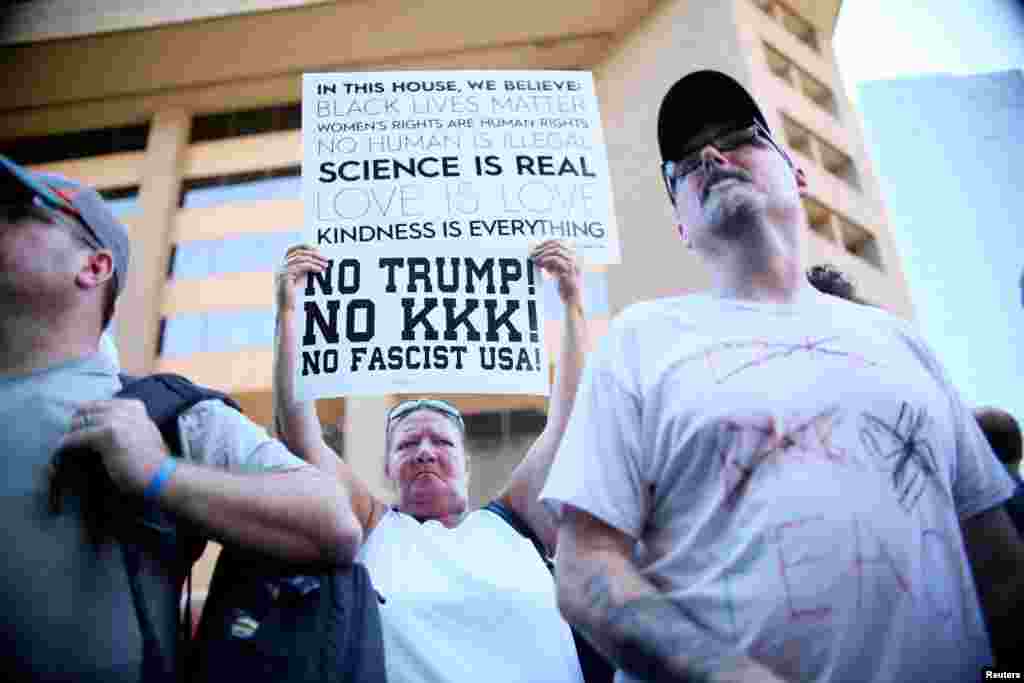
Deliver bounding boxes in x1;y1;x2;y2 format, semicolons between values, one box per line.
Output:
1;154;130;297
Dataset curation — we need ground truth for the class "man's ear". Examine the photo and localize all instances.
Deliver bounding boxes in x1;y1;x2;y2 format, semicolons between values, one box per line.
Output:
794;166;808;195
75;249;114;291
676;223;694;249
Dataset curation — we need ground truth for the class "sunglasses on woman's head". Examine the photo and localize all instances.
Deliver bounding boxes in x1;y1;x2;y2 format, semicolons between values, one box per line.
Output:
386;399;465;432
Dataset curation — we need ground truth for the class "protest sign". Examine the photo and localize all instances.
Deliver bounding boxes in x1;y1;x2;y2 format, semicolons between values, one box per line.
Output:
294;241;548;399
301;70;620;264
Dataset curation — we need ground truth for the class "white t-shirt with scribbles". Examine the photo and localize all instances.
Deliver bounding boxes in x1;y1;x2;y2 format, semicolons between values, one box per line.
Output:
541;288;1015;683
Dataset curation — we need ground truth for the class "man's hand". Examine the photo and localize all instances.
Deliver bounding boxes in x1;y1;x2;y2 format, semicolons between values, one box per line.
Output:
530;239;583;311
59;399;170;496
277;244;329;314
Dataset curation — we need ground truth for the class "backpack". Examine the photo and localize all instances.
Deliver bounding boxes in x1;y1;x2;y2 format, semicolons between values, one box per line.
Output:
482;501;616;683
49;373;237;682
188;550;386;683
50;373;387;683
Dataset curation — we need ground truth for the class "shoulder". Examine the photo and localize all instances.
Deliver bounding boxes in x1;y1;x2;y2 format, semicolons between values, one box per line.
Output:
599;295;704;356
588;295;706;381
820;292;917;334
178;397;252;432
613;294;707;330
176;398;307;471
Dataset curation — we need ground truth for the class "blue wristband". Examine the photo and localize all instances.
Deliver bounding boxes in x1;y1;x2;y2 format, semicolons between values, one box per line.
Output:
143;458;178;502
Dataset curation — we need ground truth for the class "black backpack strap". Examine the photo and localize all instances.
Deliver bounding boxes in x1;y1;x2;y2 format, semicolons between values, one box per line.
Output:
483;500;615;683
115;373;241;683
482;500;553;572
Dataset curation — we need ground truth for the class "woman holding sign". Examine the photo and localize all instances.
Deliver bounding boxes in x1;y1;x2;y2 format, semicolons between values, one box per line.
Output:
273;239;605;683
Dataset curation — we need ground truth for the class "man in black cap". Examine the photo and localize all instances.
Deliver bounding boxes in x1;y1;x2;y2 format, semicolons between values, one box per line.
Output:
0;155;363;681
542;71;1024;680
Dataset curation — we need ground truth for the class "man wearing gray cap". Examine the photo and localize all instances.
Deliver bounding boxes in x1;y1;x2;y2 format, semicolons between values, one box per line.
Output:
0;155;363;682
542;71;1024;681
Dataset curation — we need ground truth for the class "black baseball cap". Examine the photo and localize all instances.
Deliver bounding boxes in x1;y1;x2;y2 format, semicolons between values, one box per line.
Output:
657;70;770;162
1;154;130;297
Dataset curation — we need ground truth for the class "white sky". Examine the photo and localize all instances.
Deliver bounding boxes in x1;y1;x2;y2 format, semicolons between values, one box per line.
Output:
833;0;1024;421
835;0;1024;93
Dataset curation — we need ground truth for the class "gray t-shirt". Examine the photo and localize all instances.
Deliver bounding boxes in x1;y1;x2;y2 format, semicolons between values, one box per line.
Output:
0;353;306;682
542;290;1015;683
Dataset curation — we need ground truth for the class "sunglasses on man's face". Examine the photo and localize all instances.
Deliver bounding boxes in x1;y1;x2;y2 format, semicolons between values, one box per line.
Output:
0;197;102;249
661;122;783;198
387;399;465;433
0;156;101;248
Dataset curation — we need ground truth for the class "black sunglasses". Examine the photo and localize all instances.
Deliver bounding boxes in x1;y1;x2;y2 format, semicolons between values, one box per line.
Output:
660;121;790;199
1;156;102;248
387;399;465;433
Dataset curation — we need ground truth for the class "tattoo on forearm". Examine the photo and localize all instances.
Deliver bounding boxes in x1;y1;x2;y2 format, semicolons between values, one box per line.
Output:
582;570;741;683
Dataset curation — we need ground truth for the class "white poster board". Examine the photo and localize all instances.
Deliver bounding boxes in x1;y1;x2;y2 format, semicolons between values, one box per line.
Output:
294;241;548;398
299;70;617;398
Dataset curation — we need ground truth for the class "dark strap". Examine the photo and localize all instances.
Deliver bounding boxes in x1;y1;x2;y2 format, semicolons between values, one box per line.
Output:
115;373;241;683
123;542;174;683
482;500;553;571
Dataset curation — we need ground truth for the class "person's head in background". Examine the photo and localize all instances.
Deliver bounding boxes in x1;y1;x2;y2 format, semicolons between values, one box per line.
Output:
384;398;470;526
975;407;1022;475
806;263;865;304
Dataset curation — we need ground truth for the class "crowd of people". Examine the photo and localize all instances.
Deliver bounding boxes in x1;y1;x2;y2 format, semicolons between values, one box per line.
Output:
1;67;1022;682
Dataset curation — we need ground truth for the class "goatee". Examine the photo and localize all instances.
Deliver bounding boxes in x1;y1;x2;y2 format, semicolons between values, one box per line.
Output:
704;183;761;239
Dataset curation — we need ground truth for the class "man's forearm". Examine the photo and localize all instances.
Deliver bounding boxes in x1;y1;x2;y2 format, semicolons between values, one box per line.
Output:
559;551;780;683
163;459;362;565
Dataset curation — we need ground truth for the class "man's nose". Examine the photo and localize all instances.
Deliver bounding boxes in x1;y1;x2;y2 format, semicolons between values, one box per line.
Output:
699;145;729;171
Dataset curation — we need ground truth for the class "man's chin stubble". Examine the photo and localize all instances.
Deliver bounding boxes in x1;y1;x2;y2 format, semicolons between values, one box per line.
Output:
703;188;761;240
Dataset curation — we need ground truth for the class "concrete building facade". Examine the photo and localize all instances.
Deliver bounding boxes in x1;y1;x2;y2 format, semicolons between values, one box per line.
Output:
2;0;909;591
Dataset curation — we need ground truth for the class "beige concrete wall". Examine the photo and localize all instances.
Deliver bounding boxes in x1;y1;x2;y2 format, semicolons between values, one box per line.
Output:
3;0;649;112
1;1;335;45
121;108;189;374
595;0;752;310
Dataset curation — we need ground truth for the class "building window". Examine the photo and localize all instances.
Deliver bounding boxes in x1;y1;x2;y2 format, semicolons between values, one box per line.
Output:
781;113;858;191
798;70;837;117
170;230;302;280
818;140;859;189
803;196;835;243
764;43;793;83
803;195;884;271
781;114;815;159
100;186;140;217
763;42;837;118
777;3;819;51
754;1;819;52
190;102;301;143
160;308;276;357
464;409;547;455
179;165;300;209
838;217;883;269
0;123;149;166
